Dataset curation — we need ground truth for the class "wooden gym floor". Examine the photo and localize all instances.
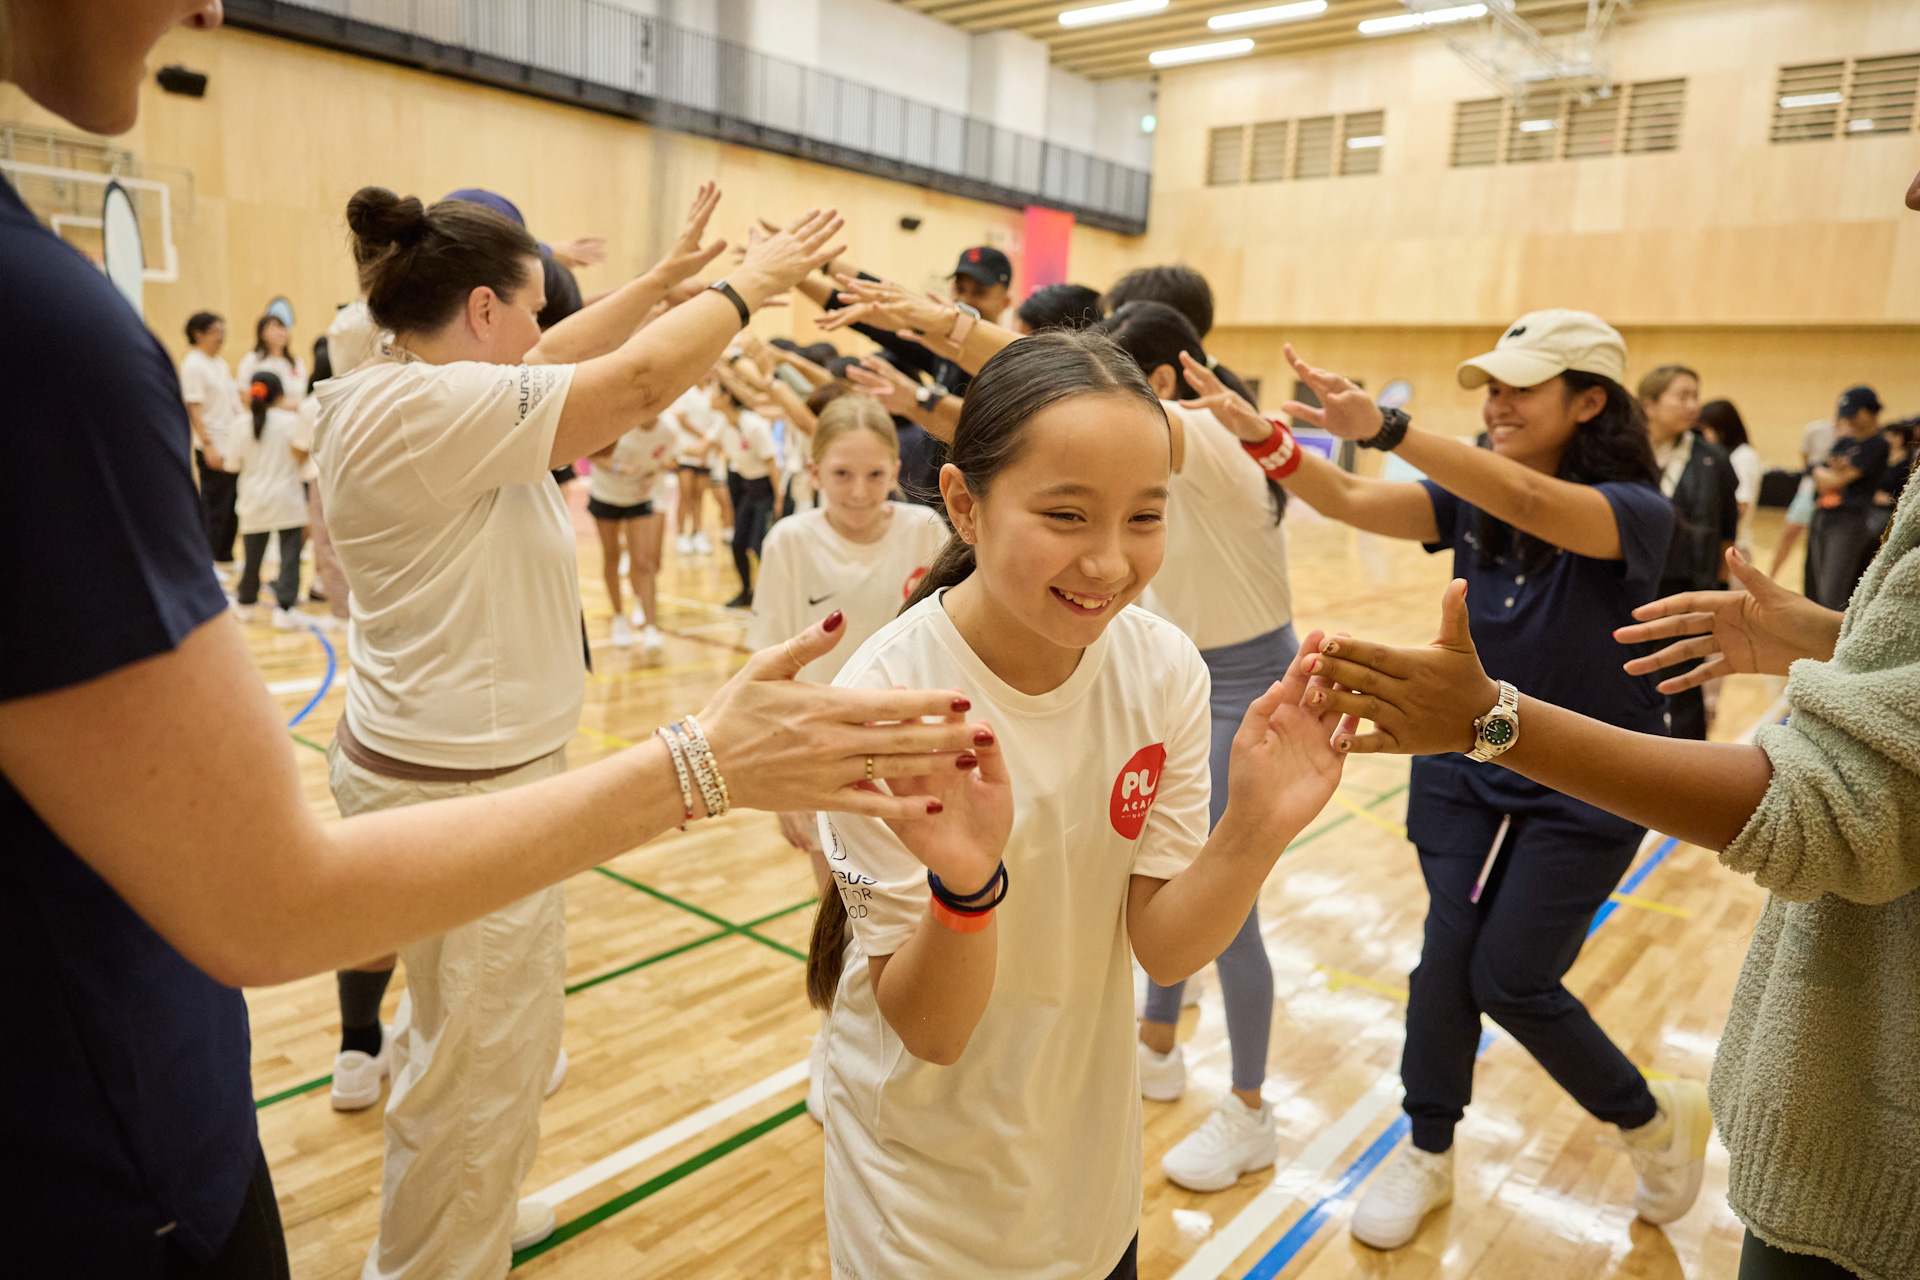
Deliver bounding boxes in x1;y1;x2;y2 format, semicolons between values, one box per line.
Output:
245;485;1793;1280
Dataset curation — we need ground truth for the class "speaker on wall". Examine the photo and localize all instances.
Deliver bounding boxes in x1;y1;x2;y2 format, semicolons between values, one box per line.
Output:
157;66;208;97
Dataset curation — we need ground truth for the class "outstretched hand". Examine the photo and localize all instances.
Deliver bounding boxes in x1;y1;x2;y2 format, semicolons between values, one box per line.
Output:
1306;580;1501;756
733;208;847;307
647;182;728;289
1278;343;1384;443
817;277;964;358
1178;352;1272;444
1613;547;1844;691
881;717;1012;898
1220;629;1350;840
845;356;920;416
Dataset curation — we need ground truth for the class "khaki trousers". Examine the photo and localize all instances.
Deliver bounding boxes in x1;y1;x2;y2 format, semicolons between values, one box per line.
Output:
327;743;567;1280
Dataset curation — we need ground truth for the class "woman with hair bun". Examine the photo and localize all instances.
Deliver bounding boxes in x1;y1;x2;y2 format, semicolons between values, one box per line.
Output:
312;183;846;1277
1180;312;1708;1253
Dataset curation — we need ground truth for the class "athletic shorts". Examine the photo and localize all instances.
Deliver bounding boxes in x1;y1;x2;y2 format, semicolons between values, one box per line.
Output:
588;497;656;521
1786;475;1817;526
675;460;706;473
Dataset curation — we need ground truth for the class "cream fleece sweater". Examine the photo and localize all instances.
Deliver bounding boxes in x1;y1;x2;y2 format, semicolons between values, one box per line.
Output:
1714;487;1920;1280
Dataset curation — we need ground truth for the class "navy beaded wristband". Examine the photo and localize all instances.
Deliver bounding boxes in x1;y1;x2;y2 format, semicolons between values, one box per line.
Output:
929;864;1008;915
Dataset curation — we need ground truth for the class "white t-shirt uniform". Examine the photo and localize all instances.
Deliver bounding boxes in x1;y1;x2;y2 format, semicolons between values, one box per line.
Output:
723;410;777;481
313;359;581;770
1140;400;1294;652
820;596;1211;1280
661;386;720;468
230;406;309;534
745;503;948;683
291;397;322;483
326;299;383;375
235;350;309;407
589;421;674;509
180;348;245;469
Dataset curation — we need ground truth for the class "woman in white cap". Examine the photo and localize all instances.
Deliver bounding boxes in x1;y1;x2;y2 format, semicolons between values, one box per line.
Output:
1177;312;1707;1252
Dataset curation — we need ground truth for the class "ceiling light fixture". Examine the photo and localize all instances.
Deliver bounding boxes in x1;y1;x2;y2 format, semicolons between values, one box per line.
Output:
1209;1;1328;31
1778;91;1842;109
1059;0;1169;27
1345;134;1385;148
1516;118;1557;132
1358;3;1487;36
1149;38;1257;67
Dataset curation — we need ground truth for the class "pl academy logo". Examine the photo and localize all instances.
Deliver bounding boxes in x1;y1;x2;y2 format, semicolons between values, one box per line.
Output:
1109;744;1167;839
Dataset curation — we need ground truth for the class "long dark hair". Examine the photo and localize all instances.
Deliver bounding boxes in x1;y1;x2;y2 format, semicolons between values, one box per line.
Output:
253;313;288;361
806;330;1161;1011
346;187;540;336
247;370;285;440
1697;398;1748;452
1101;300;1286;524
1470;370;1656;570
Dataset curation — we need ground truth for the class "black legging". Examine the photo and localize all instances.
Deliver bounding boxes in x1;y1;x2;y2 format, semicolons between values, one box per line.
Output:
730;473;775;598
1739;1231;1861;1279
238;527;305;610
197;452;239;563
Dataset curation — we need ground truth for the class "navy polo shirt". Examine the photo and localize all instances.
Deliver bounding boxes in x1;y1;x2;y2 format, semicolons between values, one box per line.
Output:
0;176;258;1270
1406;478;1674;853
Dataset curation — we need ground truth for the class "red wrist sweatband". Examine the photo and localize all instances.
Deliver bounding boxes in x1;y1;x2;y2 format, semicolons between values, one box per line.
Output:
1241;420;1303;479
930;896;995;933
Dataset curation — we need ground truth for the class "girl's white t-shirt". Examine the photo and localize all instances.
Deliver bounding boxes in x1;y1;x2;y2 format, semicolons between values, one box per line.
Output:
1140;400;1294;652
660;385;719;467
1730;441;1762;558
231;406;309;534
313;359;582;770
722;410;777;481
745;503;948;683
180;348;244;465
589;421;674;508
820;594;1211;1280
235;350;309;406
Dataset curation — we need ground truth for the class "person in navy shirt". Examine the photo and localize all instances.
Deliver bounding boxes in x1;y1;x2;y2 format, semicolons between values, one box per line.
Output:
1179;312;1709;1253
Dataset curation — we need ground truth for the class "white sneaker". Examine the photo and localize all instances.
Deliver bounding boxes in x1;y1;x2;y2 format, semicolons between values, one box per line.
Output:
1351;1144;1454;1250
719;527;734;546
314;613;347;633
806;1025;829;1124
329;1023;393;1111
640;625;665;658
511;1200;555;1251
1162;1093;1281;1192
691;530;712;554
676;533;693;556
545;1046;568;1099
1139;1039;1187;1102
272;607;304;631
609;615;634;648
1622;1078;1711;1224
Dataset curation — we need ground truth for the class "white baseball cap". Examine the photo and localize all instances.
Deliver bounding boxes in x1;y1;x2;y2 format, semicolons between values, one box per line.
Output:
1457;309;1628;390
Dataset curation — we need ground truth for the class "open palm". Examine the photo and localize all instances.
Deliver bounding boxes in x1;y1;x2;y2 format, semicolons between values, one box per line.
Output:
1278;343;1384;442
883;731;1012;895
1223;629;1348;840
1615;547;1844;691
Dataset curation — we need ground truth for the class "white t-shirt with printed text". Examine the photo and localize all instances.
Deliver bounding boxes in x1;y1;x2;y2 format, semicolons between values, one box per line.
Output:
820;595;1211;1280
230;406;309;534
313;359;581;770
180;348;245;467
589;420;674;508
1138;400;1294;651
722;410;777;481
745;503;948;683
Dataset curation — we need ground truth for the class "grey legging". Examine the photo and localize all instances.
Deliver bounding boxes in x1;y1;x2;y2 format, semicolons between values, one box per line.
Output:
1143;622;1297;1093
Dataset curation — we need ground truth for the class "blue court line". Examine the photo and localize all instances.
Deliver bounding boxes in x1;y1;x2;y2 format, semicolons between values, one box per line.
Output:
1237;834;1681;1279
287;624;337;728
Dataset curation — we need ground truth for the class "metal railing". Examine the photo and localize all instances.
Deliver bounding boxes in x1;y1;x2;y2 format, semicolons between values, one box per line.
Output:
223;0;1151;234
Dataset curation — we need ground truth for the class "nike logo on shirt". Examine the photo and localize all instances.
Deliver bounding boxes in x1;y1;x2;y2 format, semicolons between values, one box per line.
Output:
808;593;835;606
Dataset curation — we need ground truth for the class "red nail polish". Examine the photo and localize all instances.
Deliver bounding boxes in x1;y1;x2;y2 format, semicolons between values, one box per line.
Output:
951;697;971;713
823;610;844;632
973;729;995;746
956;752;979;770
925;800;944;814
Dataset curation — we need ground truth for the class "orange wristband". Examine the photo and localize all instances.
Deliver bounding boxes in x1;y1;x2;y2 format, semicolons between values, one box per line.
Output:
930;895;994;933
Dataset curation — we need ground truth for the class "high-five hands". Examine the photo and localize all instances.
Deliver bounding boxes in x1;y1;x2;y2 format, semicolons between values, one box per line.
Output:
844;356;921;416
1303;581;1501;756
817;277;964;359
731;208;847;310
1612;547;1843;692
879;713;1012;898
1279;343;1384;443
1219;629;1351;839
647;182;729;290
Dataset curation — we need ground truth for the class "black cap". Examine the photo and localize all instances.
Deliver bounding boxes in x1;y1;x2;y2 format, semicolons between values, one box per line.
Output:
1838;385;1882;419
952;245;1013;289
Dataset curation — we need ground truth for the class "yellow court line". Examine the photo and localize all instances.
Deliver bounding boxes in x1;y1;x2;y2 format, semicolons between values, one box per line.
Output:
1315;965;1410;1002
588;655;751;686
1330;790;1409;838
575;726;639;751
1607;891;1695;919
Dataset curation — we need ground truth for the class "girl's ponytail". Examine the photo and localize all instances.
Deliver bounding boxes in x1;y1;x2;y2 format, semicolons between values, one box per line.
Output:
807;889;850;1010
248;370;284;440
901;536;975;613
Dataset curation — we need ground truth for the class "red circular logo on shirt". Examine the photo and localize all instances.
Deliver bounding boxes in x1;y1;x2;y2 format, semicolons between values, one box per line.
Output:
902;566;929;601
1110;744;1167;839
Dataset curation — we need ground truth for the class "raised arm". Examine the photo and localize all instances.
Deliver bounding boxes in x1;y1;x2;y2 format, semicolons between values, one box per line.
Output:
548;207;845;468
0;611;994;990
846;357;961;444
818;276;1018;377
1178;353;1437;542
530;184;727;366
1279;345;1628;560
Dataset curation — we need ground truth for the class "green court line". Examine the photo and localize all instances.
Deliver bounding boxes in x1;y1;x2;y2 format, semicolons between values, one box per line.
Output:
291;733;328;754
511;1100;810;1266
254;1074;334;1109
591;866;807;961
1285;782;1408;855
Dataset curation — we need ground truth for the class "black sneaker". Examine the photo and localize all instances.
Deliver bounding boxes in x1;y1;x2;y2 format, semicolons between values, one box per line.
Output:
725;591;753;610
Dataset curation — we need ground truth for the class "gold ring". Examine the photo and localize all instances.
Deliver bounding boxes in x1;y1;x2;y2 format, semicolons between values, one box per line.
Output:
784;638;801;666
865;756;875;782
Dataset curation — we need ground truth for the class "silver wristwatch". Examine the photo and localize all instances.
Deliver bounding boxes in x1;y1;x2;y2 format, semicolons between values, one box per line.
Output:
1467;681;1521;762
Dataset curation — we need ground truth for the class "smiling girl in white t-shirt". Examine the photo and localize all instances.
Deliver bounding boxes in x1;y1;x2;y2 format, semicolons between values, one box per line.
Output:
810;331;1349;1280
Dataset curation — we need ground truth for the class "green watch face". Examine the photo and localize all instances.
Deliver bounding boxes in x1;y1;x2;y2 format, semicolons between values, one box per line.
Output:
1481;719;1516;747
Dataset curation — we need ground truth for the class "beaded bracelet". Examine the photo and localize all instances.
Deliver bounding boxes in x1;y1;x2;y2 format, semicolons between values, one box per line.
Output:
655;725;697;826
1241;420;1304;479
667;722;723;820
678;715;732;818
